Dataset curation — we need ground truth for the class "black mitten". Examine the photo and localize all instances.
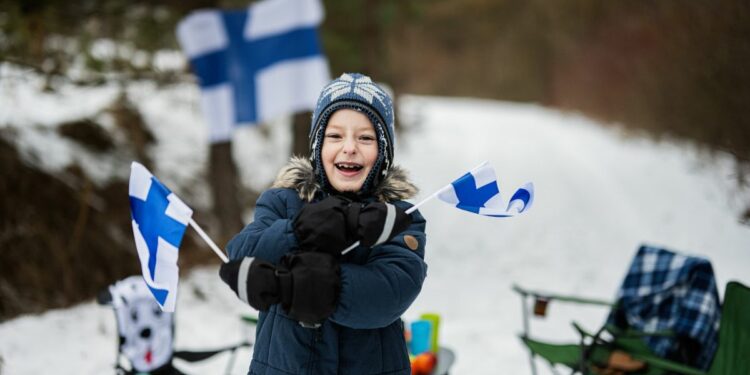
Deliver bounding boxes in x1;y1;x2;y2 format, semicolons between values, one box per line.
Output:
279;252;341;326
219;253;341;327
293;196;352;255
219;257;281;311
358;202;413;247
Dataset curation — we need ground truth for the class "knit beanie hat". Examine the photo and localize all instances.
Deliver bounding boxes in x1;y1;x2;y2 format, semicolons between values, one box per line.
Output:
309;73;395;196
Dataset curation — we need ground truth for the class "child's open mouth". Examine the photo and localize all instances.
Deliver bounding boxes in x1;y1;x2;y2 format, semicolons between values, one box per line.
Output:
335;162;364;176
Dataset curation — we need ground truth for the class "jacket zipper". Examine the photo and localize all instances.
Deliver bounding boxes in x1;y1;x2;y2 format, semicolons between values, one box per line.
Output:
307;327;322;374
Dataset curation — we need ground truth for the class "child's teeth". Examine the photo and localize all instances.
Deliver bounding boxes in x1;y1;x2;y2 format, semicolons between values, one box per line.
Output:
338;163;360;170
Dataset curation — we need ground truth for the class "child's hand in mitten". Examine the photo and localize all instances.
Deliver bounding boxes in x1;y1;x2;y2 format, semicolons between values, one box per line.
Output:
278;251;341;327
293;196;353;256
357;202;412;247
219;257;281;311
219;252;340;328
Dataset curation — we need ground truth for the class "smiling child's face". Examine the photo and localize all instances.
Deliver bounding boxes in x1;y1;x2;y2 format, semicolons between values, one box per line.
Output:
321;109;379;193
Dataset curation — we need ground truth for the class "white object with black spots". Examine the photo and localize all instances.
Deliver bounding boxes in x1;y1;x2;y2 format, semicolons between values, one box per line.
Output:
109;276;175;372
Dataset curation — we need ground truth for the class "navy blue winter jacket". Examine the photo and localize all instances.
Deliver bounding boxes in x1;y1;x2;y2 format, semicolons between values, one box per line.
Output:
226;157;427;375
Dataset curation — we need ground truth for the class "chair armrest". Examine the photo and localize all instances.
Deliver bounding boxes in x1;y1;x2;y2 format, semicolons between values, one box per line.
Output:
512;284;614;307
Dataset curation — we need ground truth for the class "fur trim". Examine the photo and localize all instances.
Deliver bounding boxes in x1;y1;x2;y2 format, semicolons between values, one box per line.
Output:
272;156;418;202
272;156;321;202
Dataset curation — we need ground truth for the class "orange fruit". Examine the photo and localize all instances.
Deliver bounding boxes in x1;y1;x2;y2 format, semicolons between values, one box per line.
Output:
411;352;437;375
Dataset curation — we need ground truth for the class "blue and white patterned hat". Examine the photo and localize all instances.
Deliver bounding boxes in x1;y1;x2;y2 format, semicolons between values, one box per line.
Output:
309;73;395;195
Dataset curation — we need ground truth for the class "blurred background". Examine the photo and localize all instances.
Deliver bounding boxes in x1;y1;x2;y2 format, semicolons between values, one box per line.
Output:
1;0;748;330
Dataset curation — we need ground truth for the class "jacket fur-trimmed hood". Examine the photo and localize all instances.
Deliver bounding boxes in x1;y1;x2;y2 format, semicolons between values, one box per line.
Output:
272;156;418;203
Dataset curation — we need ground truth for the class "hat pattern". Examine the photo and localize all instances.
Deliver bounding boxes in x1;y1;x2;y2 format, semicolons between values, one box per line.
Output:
318;74;392;120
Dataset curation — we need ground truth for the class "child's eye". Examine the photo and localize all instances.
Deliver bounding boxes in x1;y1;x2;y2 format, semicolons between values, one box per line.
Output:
359;135;375;142
325;133;342;140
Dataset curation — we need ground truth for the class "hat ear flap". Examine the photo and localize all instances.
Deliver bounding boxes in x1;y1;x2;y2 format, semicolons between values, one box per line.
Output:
309;123;331;192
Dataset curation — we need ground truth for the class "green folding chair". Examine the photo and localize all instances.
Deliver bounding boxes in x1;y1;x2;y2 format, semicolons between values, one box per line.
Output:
513;281;750;375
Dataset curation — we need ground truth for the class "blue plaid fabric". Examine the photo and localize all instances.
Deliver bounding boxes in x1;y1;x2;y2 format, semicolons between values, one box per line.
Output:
607;245;721;370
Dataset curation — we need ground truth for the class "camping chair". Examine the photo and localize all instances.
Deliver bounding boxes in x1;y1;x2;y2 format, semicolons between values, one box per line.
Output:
97;276;252;375
515;281;749;375
513;246;749;375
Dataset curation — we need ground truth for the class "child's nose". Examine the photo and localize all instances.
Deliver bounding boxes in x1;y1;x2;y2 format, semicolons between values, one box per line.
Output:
342;136;357;154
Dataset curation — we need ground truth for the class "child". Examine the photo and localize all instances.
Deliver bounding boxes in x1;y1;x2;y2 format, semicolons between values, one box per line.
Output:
219;73;427;375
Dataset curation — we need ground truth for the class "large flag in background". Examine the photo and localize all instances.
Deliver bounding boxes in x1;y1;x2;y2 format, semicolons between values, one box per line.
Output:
129;162;193;312
176;0;330;142
437;162;534;217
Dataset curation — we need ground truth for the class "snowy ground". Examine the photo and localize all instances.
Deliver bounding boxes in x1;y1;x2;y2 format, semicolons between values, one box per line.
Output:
1;68;749;374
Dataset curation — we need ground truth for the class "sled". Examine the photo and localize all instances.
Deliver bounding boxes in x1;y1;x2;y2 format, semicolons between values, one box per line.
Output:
513;245;750;375
98;276;252;375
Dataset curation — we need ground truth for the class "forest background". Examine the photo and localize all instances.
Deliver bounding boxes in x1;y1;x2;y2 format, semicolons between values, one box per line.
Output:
1;0;748;321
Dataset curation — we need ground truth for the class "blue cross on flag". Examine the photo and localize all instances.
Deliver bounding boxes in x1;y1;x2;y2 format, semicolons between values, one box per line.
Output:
437;162;534;217
176;0;330;142
129;162;193;312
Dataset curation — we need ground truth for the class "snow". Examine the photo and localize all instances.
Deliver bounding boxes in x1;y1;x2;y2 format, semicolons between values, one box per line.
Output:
397;96;749;373
1;65;749;375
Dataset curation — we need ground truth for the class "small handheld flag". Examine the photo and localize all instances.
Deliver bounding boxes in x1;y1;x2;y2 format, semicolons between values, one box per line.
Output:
129;162;193;312
437;161;534;217
341;161;534;255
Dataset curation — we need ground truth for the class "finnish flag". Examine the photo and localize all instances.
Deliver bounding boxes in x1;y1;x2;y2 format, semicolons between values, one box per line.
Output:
176;0;330;142
129;162;193;312
437;162;534;217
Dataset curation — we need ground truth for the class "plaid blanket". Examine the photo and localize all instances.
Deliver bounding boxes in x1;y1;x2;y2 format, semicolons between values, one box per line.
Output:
607;245;721;370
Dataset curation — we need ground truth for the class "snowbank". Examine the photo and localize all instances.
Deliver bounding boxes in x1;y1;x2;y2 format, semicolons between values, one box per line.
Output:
1;71;748;374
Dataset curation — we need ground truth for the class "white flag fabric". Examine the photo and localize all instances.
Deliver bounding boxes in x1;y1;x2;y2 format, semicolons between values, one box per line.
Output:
176;0;330;142
128;162;193;312
437;162;534;217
